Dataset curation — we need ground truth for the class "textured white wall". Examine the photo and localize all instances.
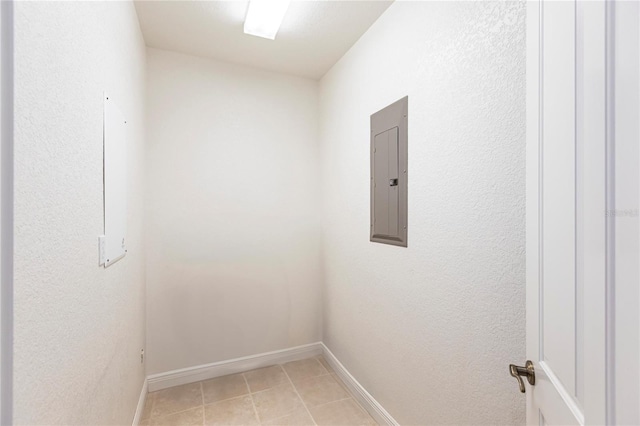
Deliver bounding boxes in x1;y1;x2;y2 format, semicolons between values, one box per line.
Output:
14;2;146;424
145;49;322;375
318;2;526;424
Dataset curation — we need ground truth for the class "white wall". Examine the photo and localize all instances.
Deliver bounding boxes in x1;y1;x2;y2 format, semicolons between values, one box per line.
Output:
14;2;146;424
318;2;526;424
145;49;322;375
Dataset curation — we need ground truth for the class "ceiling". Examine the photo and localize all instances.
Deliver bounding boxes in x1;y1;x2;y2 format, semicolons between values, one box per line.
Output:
134;1;393;80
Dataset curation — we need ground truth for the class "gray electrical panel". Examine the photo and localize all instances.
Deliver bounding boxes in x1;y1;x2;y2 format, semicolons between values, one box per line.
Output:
370;96;408;247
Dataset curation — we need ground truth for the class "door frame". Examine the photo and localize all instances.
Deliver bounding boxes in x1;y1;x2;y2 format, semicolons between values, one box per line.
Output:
0;0;13;424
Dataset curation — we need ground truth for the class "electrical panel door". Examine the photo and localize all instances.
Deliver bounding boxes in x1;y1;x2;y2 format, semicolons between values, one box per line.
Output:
370;97;407;247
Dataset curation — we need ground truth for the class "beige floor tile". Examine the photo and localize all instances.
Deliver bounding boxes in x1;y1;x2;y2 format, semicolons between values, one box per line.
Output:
145;357;373;426
202;373;249;404
151;383;203;418
148;406;204;426
294;374;349;408
315;356;334;373
331;373;351;394
262;407;315;426
203;395;259;426
252;383;305;422
309;399;377;426
282;358;327;384
142;393;155;421
244;365;289;393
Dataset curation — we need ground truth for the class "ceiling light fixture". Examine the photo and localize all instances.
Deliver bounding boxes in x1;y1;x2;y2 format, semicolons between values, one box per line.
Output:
243;0;291;40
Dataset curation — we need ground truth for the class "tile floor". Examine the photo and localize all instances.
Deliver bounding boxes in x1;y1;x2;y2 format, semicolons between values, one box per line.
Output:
140;355;377;426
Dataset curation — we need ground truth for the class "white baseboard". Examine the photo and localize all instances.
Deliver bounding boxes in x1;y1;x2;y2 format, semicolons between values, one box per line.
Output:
147;342;323;392
132;377;148;426
321;343;399;426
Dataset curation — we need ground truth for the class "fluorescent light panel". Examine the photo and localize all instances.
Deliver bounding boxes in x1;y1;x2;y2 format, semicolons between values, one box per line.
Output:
244;0;291;40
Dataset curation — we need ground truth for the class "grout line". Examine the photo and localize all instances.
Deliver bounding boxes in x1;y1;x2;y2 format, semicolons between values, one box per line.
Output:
199;376;254;406
200;382;205;426
147;391;157;421
330;373;354;396
244;366;287;395
284;371;333;389
148;405;203;421
280;364;317;426
313;357;328;374
251;386;281;396
310;396;354;409
240;372;252;395
202;394;253;407
327;375;377;424
243;373;262;425
314;363;375;422
249;377;294;396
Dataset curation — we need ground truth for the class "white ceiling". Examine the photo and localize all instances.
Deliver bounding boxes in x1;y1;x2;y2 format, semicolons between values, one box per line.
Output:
134;1;393;80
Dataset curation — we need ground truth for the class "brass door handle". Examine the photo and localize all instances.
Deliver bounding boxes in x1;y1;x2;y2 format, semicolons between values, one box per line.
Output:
509;361;535;393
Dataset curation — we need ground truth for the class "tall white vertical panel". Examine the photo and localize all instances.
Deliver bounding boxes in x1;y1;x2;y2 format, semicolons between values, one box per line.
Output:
527;0;613;424
102;93;127;267
613;1;640;423
541;0;577;397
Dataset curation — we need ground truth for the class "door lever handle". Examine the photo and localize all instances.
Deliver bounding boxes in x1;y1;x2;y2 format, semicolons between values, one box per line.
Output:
509;361;535;393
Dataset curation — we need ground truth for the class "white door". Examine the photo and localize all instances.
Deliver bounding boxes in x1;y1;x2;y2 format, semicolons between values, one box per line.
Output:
524;0;609;424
